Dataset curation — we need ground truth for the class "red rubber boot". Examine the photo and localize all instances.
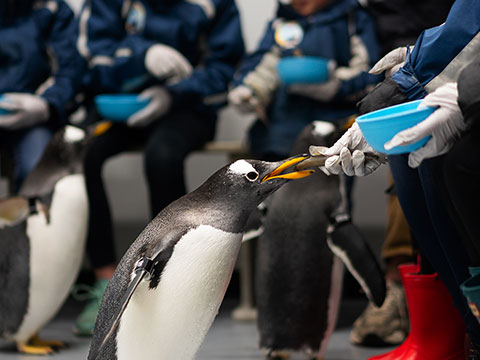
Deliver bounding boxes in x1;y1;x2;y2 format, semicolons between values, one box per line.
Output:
370;271;466;360
369;263;419;360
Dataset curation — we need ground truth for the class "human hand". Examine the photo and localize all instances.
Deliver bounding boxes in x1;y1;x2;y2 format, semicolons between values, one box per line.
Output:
127;86;172;127
0;93;49;130
228;86;260;114
310;122;386;176
145;44;193;84
384;82;466;168
369;46;412;78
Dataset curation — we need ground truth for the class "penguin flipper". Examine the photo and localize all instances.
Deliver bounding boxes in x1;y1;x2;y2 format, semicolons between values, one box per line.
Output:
89;258;153;360
327;220;386;307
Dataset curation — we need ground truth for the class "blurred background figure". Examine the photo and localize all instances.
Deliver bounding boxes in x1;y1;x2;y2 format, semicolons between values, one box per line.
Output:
73;0;244;336
0;0;85;193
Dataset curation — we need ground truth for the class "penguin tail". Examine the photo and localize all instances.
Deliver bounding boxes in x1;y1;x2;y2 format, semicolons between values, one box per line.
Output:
327;218;386;307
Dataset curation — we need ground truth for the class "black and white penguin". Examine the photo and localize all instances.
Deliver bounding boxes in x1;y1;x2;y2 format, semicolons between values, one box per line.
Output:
255;121;385;360
0;125;91;355
87;155;313;360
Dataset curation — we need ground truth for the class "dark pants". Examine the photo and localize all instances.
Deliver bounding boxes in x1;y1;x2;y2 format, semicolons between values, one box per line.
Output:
389;154;480;343
443;125;480;265
84;109;216;269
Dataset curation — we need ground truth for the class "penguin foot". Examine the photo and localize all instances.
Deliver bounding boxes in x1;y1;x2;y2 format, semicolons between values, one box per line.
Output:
30;335;66;349
17;342;56;355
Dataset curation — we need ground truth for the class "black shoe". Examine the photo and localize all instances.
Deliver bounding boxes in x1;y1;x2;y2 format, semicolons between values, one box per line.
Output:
468;342;480;360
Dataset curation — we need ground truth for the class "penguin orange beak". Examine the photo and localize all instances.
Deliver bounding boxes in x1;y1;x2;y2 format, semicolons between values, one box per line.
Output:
262;156;315;182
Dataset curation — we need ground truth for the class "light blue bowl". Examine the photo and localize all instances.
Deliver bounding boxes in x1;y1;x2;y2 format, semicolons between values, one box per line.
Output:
0;95;13;115
356;100;436;155
277;56;330;85
94;94;150;122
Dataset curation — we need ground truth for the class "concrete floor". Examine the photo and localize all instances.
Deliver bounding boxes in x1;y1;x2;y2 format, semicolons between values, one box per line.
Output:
0;298;394;360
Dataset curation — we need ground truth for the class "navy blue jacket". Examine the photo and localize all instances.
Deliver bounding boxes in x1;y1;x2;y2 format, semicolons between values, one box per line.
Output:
78;0;244;113
234;0;381;157
0;0;85;124
392;0;480;100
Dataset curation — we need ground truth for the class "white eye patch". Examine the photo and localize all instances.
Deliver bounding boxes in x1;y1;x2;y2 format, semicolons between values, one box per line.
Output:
312;121;335;137
64;125;85;143
228;160;257;176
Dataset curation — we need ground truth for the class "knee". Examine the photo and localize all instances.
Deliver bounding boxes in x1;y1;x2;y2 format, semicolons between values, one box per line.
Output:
144;143;185;175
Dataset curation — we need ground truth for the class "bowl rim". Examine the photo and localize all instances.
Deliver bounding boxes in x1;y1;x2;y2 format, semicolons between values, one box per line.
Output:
356;100;435;124
94;94;149;104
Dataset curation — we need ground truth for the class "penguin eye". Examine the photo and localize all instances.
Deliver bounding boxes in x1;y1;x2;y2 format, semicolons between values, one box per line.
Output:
245;171;259;181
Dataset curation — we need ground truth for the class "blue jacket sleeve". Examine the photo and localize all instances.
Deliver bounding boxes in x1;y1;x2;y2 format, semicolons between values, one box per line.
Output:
392;0;480;100
166;0;245;107
79;0;154;93
40;1;86;124
333;8;382;101
231;22;277;88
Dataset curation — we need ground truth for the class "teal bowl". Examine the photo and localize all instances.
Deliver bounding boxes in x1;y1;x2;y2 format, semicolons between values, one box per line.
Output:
356;100;436;155
0;95;13;115
277;56;330;85
94;94;150;122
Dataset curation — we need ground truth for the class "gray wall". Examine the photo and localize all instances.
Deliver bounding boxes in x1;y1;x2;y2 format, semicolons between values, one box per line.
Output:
65;0;388;231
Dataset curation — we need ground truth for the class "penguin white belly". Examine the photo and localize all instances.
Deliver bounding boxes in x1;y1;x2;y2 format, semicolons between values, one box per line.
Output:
116;225;242;360
13;174;88;342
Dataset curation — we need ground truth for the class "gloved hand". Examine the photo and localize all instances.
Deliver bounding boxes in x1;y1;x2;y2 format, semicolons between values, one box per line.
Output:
145;44;193;84
0;93;49;130
369;46;412;78
127;86;171;127
384;82;466;168
228;85;259;114
311;122;386;176
288;77;341;102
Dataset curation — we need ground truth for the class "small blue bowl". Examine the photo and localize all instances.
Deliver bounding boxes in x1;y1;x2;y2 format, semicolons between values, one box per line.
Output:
277;56;330;85
94;94;150;122
356;100;436;155
0;95;13;115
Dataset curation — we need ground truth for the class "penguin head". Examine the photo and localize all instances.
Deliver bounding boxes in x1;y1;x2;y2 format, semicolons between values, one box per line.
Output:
19;125;89;197
197;156;314;211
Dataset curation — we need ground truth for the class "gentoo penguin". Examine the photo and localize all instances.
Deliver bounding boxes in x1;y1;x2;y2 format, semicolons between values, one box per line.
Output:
255;121;385;360
87;156;314;360
0;125;91;355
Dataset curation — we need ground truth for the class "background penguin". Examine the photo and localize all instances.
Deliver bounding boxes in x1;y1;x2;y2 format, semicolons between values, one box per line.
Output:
0;125;91;355
255;121;385;360
87;156;313;360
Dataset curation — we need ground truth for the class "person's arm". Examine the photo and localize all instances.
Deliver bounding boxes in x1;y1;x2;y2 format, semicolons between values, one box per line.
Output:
165;0;245;108
38;0;86;124
391;0;480;100
288;8;382;103
78;0;155;93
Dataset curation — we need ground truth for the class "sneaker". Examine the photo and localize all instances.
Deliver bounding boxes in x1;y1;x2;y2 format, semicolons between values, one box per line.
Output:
350;280;409;347
72;279;109;336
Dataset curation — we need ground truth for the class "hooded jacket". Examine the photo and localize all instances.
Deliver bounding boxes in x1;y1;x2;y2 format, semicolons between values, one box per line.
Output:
0;0;85;124
233;0;381;157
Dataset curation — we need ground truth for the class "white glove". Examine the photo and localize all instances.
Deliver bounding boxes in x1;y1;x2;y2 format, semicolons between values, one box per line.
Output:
0;93;49;130
145;44;193;85
288;78;341;102
369;46;412;78
228;85;260;114
311;122;386;176
127;86;172;127
384;82;466;168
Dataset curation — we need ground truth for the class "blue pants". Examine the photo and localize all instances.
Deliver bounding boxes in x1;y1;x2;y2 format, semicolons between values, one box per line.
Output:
389;154;480;343
1;125;52;192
